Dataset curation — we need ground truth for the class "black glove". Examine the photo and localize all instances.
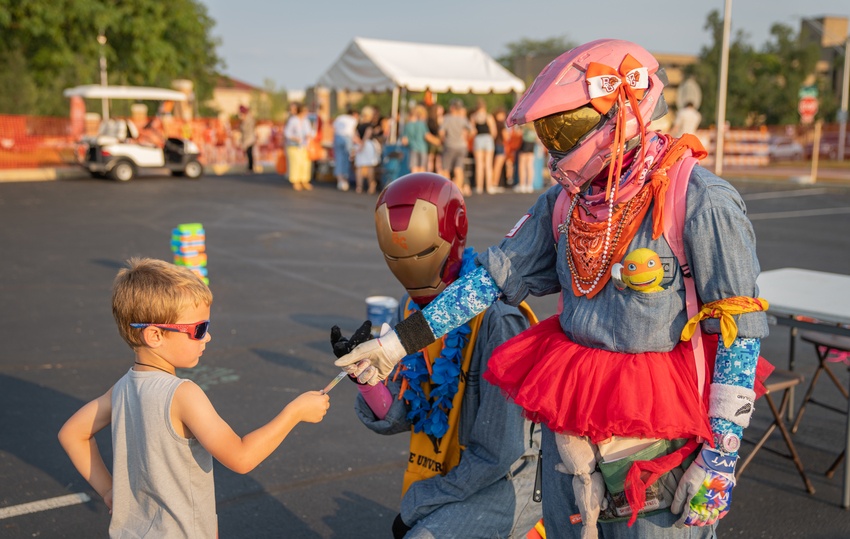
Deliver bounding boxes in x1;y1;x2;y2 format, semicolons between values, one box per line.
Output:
392;513;411;539
330;321;373;384
330;320;373;358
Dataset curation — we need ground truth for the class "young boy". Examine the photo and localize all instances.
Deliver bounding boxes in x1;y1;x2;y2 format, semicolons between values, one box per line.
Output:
59;257;329;538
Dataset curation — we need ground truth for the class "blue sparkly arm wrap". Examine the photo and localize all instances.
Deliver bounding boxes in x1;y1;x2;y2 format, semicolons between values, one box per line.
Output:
392;249;502;354
421;265;501;339
708;337;760;457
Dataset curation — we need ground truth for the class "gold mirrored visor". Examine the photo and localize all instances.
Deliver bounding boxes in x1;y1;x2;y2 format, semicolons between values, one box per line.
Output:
533;105;604;153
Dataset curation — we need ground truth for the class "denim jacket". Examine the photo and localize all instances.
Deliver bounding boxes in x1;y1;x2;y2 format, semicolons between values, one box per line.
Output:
354;298;539;535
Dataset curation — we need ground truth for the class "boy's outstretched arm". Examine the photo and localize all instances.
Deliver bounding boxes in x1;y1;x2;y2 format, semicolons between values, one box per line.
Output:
58;388;114;510
174;381;329;474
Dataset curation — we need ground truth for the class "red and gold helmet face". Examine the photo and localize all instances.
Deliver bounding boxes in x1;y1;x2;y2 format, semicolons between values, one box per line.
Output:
375;173;467;306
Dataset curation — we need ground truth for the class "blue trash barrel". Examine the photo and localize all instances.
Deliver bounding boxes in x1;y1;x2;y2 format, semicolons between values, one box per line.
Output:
380;143;410;185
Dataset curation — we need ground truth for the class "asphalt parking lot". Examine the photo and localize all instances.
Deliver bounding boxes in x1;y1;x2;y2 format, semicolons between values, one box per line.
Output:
1;171;850;538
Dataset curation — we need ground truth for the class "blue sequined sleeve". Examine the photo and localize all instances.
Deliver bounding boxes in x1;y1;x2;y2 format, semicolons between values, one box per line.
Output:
421;266;501;339
709;337;760;457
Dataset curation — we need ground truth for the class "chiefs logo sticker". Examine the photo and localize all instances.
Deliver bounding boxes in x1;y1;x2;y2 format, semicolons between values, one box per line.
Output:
506;214;531;238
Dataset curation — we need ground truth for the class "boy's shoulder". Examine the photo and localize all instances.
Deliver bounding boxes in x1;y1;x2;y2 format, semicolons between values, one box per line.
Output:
113;368;190;397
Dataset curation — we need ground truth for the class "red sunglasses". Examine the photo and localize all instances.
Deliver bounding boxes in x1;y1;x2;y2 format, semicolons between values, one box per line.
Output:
130;320;210;340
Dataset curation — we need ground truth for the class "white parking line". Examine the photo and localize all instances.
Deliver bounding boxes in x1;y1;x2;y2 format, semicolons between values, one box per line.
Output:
748;206;850;221
0;493;91;520
742;188;830;201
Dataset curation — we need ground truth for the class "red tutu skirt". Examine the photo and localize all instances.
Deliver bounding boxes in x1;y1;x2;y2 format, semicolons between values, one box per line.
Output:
484;316;718;444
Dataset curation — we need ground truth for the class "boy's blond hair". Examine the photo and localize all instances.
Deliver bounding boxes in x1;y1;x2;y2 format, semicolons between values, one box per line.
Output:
112;257;213;348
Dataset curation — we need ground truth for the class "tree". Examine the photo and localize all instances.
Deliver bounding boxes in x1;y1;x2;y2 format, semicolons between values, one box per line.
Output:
497;36;576;86
259;79;289;123
686;10;756;128
686;10;832;128
0;0;222;116
751;23;823;125
0;49;38;113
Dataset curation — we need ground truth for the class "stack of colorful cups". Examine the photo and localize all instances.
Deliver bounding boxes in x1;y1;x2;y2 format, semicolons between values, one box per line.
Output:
172;223;208;285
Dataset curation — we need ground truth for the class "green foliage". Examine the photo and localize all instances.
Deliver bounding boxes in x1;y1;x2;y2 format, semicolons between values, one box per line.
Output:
0;0;222;116
496;35;576;87
351;92;395;119
687;10;839;127
0;49;38;113
496;35;575;68
260;79;289;123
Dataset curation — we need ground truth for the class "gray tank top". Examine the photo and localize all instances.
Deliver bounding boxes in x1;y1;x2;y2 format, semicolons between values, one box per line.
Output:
110;369;216;538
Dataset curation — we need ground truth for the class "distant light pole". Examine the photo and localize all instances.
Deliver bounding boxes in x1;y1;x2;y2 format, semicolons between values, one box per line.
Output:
839;35;849;161
97;32;109;120
714;0;732;176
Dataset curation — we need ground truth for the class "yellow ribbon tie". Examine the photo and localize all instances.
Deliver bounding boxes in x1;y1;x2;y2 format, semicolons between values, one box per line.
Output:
680;297;769;348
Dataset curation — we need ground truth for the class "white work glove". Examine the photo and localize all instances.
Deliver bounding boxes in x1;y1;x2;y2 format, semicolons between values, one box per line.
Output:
333;323;405;385
671;444;736;527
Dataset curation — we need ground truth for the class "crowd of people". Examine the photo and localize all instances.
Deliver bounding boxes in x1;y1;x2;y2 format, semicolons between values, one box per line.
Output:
393;98;544;196
266;98;550;195
238;92;691;197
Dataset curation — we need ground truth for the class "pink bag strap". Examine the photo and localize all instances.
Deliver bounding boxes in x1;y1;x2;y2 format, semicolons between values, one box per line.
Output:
662;155;707;396
552;190;571;315
552;189;571;243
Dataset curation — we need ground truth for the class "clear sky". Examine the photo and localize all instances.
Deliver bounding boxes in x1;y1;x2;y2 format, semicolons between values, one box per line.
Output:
199;0;849;91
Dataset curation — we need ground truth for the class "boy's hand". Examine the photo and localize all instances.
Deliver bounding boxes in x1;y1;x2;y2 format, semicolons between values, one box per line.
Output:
290;391;330;423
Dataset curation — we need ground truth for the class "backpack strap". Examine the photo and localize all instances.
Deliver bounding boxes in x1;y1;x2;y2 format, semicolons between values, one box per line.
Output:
662;155;707;397
661;156;696;277
552;189;571;243
517;300;539;327
551;190;572;315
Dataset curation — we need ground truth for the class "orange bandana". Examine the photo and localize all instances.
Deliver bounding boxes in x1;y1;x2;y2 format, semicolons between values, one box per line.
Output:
566;184;653;299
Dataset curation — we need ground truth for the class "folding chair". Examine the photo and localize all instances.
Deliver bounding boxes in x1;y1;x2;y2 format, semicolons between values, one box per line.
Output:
790;331;850;435
736;369;816;494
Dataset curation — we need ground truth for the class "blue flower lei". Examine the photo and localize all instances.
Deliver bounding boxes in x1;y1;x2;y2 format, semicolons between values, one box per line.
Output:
398;248;477;440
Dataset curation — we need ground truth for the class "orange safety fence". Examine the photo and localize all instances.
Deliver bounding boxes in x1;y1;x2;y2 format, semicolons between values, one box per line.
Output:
0;114;285;170
0;115;78;169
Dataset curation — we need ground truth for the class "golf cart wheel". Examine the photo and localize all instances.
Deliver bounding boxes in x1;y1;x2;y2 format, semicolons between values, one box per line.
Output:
110;161;135;182
182;160;203;179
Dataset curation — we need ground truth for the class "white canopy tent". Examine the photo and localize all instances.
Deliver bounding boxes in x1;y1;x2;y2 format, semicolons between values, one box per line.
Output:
317;37;526;142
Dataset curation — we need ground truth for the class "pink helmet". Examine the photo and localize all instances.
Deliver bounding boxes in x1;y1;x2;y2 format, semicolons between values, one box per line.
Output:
507;39;667;194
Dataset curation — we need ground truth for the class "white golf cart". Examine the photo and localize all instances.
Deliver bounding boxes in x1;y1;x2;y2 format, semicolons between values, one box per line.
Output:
64;85;203;182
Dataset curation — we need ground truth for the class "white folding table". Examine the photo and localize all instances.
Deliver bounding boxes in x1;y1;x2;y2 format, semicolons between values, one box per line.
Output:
757;267;850;509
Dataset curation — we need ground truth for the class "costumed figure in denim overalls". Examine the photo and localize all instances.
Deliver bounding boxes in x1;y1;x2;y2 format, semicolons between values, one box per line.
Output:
332;173;541;538
335;40;771;539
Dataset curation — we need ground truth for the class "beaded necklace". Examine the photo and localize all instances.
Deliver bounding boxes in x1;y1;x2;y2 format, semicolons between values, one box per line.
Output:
563;193;637;295
398;248;476;440
561;136;666;296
